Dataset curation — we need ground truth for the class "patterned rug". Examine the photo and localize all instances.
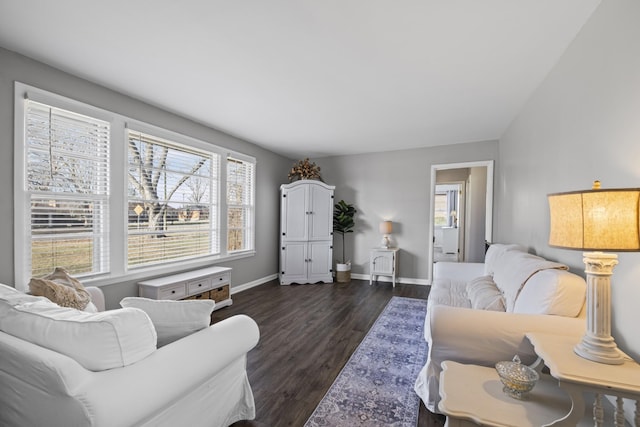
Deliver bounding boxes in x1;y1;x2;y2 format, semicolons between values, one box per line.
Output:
304;296;428;427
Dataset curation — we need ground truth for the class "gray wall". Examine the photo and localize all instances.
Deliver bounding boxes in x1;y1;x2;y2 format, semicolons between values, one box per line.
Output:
0;47;292;309
495;0;640;359
314;140;498;283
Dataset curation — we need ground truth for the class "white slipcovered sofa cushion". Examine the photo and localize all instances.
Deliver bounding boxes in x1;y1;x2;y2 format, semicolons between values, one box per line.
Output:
120;297;215;347
426;278;471;310
0;284;156;371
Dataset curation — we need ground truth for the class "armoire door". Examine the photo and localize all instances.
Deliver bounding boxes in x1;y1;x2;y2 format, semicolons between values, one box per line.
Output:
280;242;307;284
307;241;333;282
281;184;309;241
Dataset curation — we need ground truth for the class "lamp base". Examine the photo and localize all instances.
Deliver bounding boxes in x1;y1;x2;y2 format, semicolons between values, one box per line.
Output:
575;251;624;365
381;236;390;249
574;334;624;365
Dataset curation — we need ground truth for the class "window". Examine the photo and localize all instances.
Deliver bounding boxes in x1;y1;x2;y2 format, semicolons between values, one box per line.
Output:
127;130;220;268
23;100;110;279
434;185;460;227
433;193;448;226
15;83;255;288
226;157;255;252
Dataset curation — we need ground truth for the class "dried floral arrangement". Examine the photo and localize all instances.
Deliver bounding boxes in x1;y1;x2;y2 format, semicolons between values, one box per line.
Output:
288;158;322;181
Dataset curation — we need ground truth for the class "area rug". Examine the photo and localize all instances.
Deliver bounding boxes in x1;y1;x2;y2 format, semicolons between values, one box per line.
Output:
304;296;428;427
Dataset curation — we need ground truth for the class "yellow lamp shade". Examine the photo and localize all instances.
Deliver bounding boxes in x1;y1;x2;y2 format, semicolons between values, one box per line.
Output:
379;221;393;235
548;187;640;251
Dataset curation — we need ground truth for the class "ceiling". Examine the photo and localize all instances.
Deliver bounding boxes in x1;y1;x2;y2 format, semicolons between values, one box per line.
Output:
0;1;600;159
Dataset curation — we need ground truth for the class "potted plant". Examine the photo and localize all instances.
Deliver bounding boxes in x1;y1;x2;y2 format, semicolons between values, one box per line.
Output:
333;200;356;282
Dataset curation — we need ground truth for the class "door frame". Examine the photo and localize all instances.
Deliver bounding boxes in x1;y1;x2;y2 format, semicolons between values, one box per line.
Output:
427;160;494;284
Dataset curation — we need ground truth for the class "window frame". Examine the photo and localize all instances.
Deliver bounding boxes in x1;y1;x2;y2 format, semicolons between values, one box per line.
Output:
23;99;112;280
125;126;222;269
14;83;256;291
226;156;256;254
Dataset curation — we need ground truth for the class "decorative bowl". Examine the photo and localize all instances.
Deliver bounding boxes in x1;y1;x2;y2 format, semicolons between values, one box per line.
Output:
495;355;539;400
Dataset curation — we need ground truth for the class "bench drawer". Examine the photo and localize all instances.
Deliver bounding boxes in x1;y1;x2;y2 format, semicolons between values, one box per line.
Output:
157;283;187;300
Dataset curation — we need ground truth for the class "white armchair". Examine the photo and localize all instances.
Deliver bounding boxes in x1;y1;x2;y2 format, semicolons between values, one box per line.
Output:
0;283;259;427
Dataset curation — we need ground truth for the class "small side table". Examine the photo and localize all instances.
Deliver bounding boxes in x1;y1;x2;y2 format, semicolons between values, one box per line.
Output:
369;248;399;287
526;332;640;427
439;361;578;427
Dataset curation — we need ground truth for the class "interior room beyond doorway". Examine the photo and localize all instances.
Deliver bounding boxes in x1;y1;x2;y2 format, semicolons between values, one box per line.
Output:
433;183;462;263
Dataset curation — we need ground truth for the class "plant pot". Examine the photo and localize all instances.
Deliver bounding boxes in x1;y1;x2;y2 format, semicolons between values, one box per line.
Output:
336;262;351;283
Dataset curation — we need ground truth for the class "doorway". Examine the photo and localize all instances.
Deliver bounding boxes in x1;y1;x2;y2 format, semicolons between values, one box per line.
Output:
427;161;494;284
433;182;464;262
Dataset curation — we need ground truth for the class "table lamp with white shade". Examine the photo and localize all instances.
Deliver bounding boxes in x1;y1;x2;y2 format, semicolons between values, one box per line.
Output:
379;221;393;248
548;181;640;365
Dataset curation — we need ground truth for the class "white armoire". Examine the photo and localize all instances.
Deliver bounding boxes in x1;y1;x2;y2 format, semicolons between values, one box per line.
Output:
279;180;335;285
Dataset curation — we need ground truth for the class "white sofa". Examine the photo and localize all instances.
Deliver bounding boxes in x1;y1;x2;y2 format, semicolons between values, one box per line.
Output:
0;283;259;427
414;244;588;413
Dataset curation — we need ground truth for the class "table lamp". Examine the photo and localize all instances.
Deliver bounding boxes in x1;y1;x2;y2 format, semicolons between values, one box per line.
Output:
548;181;640;365
379;221;393;248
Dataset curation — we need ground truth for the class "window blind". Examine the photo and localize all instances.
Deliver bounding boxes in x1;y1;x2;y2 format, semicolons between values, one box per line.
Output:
25;100;110;278
227;156;255;252
127;130;220;268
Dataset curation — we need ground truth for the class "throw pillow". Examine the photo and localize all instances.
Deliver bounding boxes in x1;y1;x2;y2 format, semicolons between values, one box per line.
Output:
491;251;568;312
467;275;505;311
28;267;91;310
483;243;526;276
513;269;586;317
120;297;215;347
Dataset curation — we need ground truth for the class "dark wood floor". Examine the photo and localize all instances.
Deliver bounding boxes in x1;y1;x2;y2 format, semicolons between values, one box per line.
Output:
212;278;446;427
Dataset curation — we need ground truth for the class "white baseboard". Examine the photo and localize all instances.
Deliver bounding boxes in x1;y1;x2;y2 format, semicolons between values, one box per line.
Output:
233;273;431;293
231;274;278;294
351;273;430;286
